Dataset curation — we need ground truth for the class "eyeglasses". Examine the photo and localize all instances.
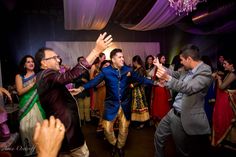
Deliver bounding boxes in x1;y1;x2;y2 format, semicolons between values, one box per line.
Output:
43;55;61;61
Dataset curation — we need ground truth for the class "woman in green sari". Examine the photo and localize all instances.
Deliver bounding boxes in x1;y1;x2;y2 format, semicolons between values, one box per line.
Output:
15;55;45;156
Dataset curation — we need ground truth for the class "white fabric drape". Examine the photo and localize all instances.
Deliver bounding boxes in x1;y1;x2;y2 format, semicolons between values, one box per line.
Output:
64;0;116;30
121;0;185;31
46;41;160;66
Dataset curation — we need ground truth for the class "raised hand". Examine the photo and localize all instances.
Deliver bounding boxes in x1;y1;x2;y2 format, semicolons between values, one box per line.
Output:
153;57;171;82
86;32;113;64
94;32;113;52
153;57;162;68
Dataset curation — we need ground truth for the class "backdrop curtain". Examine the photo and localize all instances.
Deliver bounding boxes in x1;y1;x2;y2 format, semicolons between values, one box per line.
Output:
46;41;160;66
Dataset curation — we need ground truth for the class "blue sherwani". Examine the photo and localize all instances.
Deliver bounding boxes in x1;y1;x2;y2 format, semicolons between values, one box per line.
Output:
83;65;153;121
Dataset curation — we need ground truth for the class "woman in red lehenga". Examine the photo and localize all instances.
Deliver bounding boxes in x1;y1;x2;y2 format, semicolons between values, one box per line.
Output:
212;56;236;150
151;54;171;125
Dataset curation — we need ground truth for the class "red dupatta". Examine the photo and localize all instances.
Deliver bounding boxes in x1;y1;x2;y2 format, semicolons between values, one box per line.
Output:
212;87;236;146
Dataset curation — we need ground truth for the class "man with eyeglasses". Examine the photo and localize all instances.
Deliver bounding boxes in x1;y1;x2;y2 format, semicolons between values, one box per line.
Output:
34;32;112;157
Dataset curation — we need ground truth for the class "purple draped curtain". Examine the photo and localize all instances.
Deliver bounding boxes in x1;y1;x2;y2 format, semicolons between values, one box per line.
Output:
64;0;116;30
121;0;185;31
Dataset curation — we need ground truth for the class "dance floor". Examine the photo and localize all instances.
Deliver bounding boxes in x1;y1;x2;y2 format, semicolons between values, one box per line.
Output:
83;119;236;157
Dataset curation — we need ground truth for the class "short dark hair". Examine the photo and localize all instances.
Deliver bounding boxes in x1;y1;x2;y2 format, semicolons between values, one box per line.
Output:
35;47;53;68
110;48;122;59
180;44;200;61
77;56;84;63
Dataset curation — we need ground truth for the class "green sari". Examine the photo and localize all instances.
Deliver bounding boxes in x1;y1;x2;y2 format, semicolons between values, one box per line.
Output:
19;74;45;156
19;85;45;120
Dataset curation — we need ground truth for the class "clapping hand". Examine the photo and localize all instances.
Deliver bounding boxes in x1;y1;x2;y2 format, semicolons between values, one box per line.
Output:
153;57;162;67
153;57;171;82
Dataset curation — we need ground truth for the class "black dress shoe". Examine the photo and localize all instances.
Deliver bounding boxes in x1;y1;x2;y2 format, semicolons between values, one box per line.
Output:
118;148;125;157
111;145;117;157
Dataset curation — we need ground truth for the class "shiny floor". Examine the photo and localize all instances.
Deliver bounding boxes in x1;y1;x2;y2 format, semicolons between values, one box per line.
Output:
3;117;236;157
83;121;157;157
83;119;236;157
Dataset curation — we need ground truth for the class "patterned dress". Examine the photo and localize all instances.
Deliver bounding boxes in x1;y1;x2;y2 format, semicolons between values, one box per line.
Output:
19;74;45;156
131;67;150;122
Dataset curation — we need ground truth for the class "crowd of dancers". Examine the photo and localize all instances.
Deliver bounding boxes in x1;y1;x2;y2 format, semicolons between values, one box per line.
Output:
0;32;235;157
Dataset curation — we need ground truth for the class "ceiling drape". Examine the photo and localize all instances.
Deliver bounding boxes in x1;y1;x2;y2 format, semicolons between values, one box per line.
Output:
64;0;116;30
121;0;185;31
175;20;236;35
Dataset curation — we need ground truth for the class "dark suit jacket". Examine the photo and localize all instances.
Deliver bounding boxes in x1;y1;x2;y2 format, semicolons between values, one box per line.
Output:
36;62;88;152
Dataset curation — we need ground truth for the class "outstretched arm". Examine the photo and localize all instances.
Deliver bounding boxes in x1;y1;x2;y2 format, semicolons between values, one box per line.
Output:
86;32;112;64
69;71;105;95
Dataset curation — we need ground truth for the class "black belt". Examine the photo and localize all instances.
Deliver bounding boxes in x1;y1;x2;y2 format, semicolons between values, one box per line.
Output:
173;108;181;117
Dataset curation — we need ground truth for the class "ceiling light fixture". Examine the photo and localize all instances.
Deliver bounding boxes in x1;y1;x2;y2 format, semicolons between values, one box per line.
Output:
169;0;207;15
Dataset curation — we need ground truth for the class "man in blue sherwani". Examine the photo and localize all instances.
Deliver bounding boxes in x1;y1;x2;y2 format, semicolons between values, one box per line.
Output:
70;48;154;157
